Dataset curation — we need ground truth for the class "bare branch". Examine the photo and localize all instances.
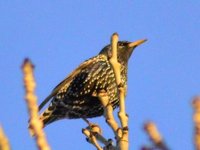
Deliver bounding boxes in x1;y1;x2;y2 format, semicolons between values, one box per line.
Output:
82;127;103;150
98;90;119;137
0;126;10;150
109;33;129;150
22;58;50;150
144;121;169;150
82;123;115;150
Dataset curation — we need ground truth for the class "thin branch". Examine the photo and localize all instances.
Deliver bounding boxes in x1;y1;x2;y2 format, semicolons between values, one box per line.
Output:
83;33;129;150
98;90;119;137
193;96;200;150
82;123;115;150
109;33;129;150
0;126;10;150
22;58;50;150
144;121;169;150
82;128;103;150
109;33;121;85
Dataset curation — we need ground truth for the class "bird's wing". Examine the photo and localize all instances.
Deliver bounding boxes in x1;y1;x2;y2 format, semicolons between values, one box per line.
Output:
60;58;110;101
39;55;107;111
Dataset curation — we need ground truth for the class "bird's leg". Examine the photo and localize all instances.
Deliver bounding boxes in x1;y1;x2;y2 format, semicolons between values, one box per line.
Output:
82;127;103;150
81;114;115;149
81;117;103;150
81;117;99;131
81;117;91;126
82;122;115;150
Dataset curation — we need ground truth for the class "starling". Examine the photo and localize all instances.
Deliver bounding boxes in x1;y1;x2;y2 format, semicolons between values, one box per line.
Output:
38;39;146;127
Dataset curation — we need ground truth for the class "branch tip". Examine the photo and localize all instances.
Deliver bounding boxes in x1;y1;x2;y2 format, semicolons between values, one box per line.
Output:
22;58;50;150
22;58;35;69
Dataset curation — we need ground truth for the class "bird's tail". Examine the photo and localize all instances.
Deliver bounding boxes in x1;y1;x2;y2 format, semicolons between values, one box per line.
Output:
28;105;57;136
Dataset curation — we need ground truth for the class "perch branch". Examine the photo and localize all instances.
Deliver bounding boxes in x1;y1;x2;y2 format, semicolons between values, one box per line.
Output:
22;58;50;150
109;33;129;150
82;123;115;150
144;121;169;150
82;128;103;150
109;33;121;85
83;33;129;150
0;126;10;150
98;90;119;137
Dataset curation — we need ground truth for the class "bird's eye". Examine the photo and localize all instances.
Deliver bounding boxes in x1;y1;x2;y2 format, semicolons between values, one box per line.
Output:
119;43;124;46
118;41;129;46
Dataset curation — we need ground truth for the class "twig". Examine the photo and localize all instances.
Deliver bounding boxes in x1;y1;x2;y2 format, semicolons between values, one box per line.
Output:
109;33;129;150
144;121;169;150
83;33;127;150
82;121;116;150
22;58;50;150
0;126;10;150
82;128;103;150
193;96;200;150
83;33;131;150
98;90;119;137
109;33;121;85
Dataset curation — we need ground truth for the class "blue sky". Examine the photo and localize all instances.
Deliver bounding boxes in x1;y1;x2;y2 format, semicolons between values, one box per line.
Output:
0;1;200;150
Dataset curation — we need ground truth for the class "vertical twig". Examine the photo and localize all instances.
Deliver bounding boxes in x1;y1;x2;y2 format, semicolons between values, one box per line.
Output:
109;33;129;150
109;33;121;85
83;90;117;150
22;58;50;150
0;126;10;150
193;96;200;150
144;121;169;150
98;91;119;137
84;33;141;150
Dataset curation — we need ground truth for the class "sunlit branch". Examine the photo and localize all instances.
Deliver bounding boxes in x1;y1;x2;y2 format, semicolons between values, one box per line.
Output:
144;121;169;150
109;33;129;150
0;126;10;150
22;59;50;150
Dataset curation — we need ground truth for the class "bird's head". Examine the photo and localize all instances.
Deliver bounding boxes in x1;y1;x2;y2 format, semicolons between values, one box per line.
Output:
99;39;147;65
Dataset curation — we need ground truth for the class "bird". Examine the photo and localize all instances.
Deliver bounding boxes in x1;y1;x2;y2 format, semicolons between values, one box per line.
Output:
35;38;146;128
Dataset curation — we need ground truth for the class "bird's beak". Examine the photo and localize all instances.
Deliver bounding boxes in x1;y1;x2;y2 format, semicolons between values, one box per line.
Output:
128;39;147;48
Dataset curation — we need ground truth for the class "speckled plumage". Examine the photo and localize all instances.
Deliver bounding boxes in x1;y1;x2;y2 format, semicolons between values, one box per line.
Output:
38;40;144;126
